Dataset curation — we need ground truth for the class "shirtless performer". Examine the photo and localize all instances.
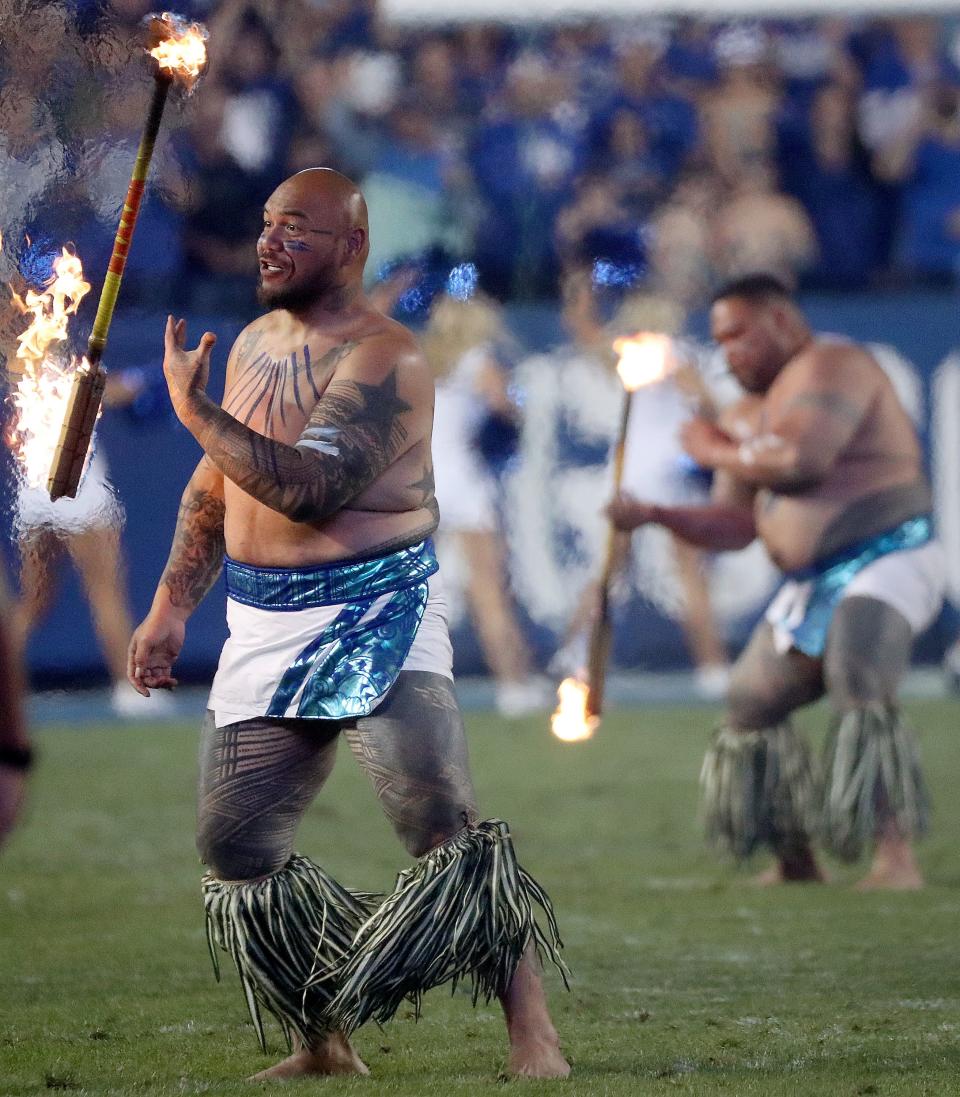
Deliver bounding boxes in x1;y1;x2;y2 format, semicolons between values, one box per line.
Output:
126;168;569;1080
608;274;944;890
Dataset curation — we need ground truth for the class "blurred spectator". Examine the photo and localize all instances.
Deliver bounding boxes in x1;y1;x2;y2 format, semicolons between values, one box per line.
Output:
781;81;885;289
876;82;960;284
554;173;648;282
422;287;551;717
177;83;263;311
712;161;817;288
470;51;586;298
701;22;781;185
589;26;698;190
649;170;722;308
209;5;296;183
455;21;512;116
363;98;473;276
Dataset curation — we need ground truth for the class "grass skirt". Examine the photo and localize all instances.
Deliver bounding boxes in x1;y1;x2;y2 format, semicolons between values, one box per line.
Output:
700;724;819;859
821;705;930;862
324;819;568;1034
202;854;379;1051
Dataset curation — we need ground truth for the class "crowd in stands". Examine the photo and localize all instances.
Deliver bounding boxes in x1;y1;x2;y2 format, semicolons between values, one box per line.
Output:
1;0;960;311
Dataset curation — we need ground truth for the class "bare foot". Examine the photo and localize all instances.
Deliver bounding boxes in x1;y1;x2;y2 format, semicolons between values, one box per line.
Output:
854;867;923;891
751;848;827;886
506;1033;571;1079
854;825;924;891
248;1031;369;1081
500;947;571;1079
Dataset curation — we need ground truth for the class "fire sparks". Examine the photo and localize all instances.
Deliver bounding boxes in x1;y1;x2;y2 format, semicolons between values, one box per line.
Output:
148;12;208;85
613;332;673;392
550;678;599;743
6;248;93;489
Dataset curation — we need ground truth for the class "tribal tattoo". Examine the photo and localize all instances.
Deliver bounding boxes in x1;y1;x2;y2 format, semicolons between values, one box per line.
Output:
189;369;412;524
161;483;226;611
224;339;357;438
784;390;865;426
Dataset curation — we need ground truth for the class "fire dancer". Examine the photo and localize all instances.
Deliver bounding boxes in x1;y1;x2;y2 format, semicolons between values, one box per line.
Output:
608;274;944;889
127;168;569;1080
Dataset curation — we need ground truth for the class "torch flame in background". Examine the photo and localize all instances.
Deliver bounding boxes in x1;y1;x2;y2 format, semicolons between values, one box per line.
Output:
6;247;93;488
148;12;208;87
550;678;600;743
550;331;675;743
613;332;674;392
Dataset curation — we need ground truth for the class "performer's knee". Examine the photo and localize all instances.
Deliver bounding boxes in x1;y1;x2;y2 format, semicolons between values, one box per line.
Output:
392;801;478;859
196;819;289;882
726;678;786;730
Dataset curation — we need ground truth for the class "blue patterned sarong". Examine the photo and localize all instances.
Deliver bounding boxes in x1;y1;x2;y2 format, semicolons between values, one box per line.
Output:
766;516;933;657
212;539;439;721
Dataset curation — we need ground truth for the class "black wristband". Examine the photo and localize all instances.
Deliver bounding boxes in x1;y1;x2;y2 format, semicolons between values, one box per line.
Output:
0;743;33;770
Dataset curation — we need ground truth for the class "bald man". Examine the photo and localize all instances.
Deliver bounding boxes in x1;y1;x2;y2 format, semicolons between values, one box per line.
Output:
609;274;944;890
128;169;569;1080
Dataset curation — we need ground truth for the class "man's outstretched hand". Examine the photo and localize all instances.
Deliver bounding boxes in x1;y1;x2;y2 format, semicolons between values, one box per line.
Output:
163;315;216;423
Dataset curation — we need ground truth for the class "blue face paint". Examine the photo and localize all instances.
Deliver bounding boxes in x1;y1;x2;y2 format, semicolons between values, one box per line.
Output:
283;239;313;253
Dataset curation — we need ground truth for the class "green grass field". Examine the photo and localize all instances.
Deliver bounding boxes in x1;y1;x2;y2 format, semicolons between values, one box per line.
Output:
3;698;960;1096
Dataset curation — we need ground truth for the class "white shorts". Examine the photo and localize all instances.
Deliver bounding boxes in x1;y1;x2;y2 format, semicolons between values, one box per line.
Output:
210;573;453;728
15;451;123;534
767;540;946;655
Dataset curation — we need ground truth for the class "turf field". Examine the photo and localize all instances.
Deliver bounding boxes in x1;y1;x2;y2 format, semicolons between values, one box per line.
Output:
3;698;959;1096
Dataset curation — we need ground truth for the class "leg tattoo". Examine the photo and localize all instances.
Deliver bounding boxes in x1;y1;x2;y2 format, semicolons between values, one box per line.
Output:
702;623;823;869
327;673;567;1033
821;597;930;864
196;713;376;1051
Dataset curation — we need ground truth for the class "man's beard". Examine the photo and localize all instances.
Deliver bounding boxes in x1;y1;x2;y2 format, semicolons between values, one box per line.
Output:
256;269;333;312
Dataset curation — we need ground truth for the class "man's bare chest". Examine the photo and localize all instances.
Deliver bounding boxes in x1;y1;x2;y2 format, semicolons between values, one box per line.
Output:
222;334;357;440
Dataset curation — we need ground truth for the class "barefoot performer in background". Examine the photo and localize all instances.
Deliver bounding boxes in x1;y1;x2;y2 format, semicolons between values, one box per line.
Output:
608;274;944;889
127;168;569;1080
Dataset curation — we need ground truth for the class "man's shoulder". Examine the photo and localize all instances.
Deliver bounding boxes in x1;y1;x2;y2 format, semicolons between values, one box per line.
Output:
785;337;878;385
326;314;430;390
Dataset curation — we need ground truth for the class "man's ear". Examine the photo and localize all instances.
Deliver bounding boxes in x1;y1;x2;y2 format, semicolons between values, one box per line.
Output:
343;227;367;265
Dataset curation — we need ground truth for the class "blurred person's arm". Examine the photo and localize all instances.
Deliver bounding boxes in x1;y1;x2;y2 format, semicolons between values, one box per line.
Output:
0;568;30;847
606;468;757;552
680;344;874;492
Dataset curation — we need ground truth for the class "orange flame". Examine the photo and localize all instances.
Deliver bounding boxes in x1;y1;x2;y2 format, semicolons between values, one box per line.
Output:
148;12;208;83
6;248;93;489
613;332;673;392
550;678;599;743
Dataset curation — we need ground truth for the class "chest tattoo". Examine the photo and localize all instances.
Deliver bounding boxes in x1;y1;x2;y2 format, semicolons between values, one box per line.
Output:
224;340;359;436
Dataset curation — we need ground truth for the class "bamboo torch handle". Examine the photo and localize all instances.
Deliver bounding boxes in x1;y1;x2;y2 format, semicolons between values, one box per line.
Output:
47;74;171;501
585;389;634;717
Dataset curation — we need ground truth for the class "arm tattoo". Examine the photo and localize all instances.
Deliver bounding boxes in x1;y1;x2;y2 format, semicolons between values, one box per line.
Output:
161;486;226;611
785;391;864;426
188;370;412;524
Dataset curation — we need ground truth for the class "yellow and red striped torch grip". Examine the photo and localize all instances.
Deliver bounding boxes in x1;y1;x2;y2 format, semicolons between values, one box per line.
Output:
86;73;171;365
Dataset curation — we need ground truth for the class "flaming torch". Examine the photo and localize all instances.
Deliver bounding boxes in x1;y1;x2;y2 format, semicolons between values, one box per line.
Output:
7;247;93;490
46;11;208;500
550;333;674;742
